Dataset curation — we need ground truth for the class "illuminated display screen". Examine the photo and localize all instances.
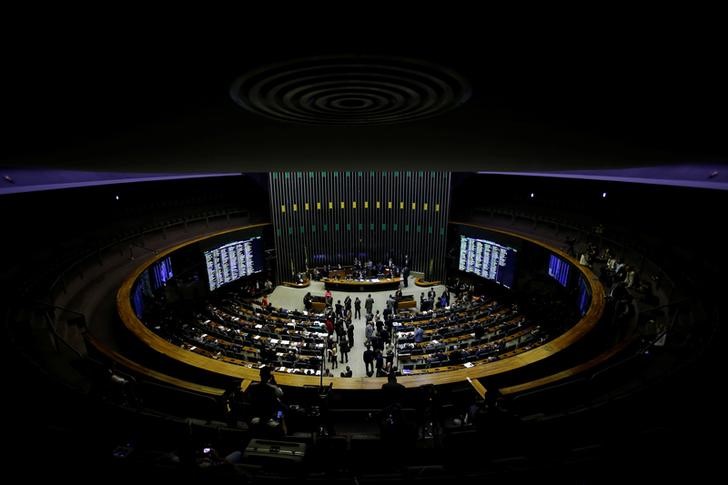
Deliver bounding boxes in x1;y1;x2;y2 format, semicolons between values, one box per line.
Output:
458;235;518;288
204;236;264;291
150;257;173;290
577;275;591;315
548;254;570;287
131;257;173;318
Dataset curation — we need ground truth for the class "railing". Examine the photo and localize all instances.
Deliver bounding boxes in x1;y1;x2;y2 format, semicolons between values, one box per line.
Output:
464;207;716;413
471;206;683;300
8;207;251;364
48;208;251;302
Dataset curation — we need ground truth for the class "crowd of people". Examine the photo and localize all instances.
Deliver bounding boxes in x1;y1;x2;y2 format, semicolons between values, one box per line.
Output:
578;241;645;322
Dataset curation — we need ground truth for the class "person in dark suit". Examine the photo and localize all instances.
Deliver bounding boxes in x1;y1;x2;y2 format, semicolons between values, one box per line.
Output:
365;294;374;315
363;346;375;377
247;366;285;435
381;371;406;406
339;336;350;363
379;371;409;444
335;300;343;317
354;297;362;319
347;321;355;346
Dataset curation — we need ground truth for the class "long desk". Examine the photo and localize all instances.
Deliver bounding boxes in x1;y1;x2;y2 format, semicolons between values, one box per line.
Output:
323;277;402;292
282;278;310;288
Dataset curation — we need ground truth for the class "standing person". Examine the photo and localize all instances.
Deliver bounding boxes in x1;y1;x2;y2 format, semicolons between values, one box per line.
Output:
387;294;395;314
365;321;375;344
402;266;410;287
363;346;375;377
354;297;362;319
335;319;345;343
347;321;355;347
303;292;313;311
625;266;636;288
339;336;350;364
414;326;424;343
579;252;591;268
375;318;384;337
365;294;374;316
375;350;385;376
380;327;390;346
381;370;405;406
328;345;338;370
379;371;407;443
335;300;343;317
384;342;395;368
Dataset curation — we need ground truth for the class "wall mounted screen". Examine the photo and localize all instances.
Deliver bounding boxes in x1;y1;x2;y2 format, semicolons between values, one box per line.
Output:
577;275;591;316
150;257;174;290
548;254;570;287
458;235;518;288
204;236;264;291
131;280;145;318
130;258;172;318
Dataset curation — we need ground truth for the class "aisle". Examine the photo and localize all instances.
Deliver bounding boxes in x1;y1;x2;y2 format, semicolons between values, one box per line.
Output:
269;278;447;378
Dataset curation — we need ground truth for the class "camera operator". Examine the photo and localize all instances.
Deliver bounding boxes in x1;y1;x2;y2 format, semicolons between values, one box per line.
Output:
247;366;287;436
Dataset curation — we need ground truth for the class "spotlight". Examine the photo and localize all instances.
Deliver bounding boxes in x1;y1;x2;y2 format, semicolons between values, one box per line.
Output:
602;192;607;198
115;195;120;200
530;193;535;198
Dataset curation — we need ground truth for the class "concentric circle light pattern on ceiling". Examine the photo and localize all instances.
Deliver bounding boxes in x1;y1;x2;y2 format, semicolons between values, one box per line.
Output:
230;56;471;126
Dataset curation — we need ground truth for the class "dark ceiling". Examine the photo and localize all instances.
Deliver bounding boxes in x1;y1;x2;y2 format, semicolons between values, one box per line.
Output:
4;21;726;175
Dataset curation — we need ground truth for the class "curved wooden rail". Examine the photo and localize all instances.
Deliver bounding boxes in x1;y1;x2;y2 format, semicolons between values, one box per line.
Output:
500;335;637;396
118;223;605;390
85;332;227;397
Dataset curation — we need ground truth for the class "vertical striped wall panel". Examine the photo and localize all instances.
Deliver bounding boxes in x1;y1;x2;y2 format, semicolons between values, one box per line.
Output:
269;171;451;282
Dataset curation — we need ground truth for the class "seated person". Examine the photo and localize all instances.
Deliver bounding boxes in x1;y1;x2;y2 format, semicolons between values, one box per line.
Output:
247;366;285;433
381;371;406;406
340;366;353;377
